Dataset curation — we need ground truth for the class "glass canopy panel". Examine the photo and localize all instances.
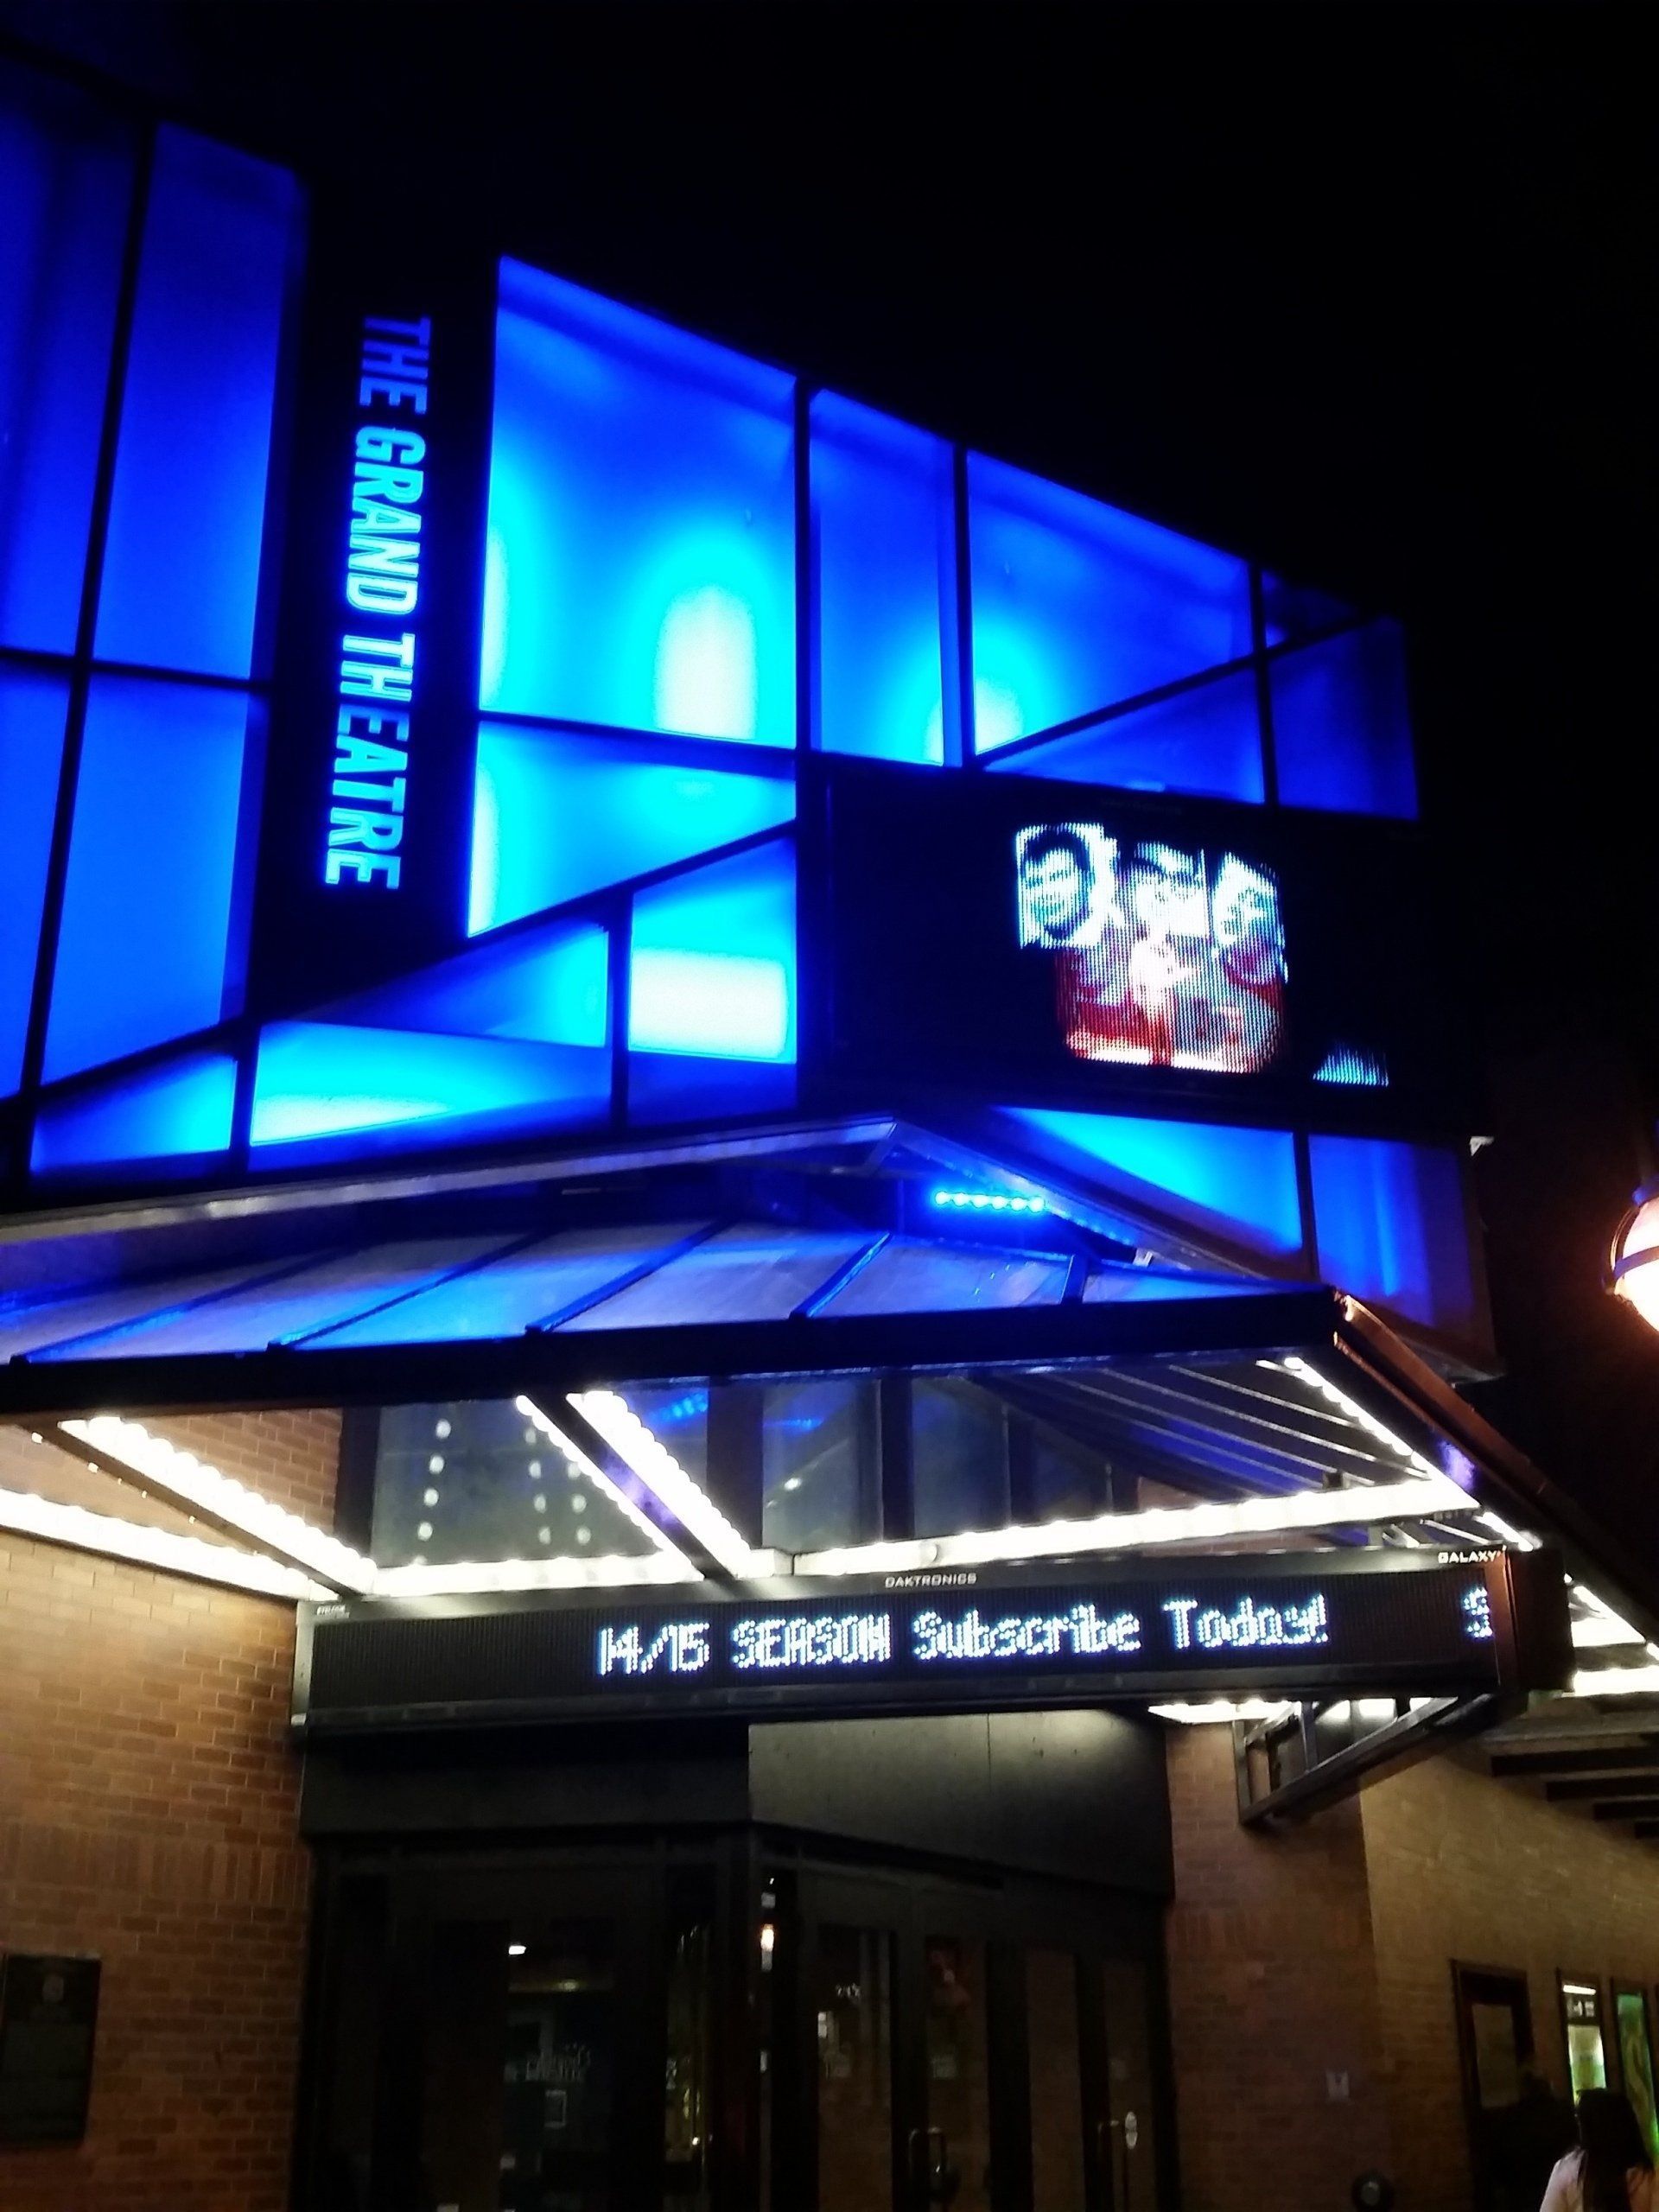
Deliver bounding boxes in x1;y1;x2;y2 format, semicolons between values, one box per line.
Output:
482;258;796;745
95;126;302;680
811;391;954;765
308;1222;706;1347
30;1236;521;1359
0;61;133;654
968;454;1253;753
985;664;1263;804
0;1257;312;1363
0;671;69;1094
468;721;796;935
1310;1135;1478;1341
819;1237;1067;1315
561;1225;871;1332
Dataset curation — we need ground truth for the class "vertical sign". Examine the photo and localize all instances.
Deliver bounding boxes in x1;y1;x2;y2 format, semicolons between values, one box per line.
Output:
249;197;496;1014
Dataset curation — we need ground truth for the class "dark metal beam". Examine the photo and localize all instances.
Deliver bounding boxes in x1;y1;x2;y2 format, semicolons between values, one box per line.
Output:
1592;1801;1659;1823
1546;1774;1659;1803
1491;1745;1659;1779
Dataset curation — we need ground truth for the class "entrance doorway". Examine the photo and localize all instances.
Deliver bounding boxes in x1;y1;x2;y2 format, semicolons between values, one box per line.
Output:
300;1840;1173;2212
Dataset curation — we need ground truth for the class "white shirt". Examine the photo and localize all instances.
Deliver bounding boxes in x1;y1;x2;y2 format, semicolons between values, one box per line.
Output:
1540;2151;1656;2212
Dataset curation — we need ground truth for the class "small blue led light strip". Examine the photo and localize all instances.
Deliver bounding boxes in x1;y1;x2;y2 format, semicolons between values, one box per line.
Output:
931;1187;1046;1215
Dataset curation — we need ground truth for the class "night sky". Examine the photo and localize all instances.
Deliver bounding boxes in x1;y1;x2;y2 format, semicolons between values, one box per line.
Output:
5;3;1656;1579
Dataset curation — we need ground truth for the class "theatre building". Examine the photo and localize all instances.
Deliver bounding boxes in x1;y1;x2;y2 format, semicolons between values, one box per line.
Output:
7;41;1659;2212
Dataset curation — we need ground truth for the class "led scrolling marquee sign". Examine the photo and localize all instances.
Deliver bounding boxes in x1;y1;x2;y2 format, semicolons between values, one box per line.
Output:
294;1548;1570;1732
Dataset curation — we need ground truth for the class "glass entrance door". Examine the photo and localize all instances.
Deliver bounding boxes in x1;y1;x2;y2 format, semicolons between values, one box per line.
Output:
781;1865;1172;2212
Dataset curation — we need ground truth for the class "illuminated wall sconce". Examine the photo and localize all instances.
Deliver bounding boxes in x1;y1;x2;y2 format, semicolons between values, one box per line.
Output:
1609;1182;1659;1333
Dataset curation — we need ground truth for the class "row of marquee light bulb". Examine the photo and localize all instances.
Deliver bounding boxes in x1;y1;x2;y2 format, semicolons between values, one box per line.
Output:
0;1363;1649;1703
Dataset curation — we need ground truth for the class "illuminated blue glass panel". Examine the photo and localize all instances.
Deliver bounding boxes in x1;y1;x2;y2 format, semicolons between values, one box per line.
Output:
968;454;1253;753
1272;621;1417;819
1261;573;1357;648
95;127;302;678
997;1106;1304;1260
483;258;795;744
250;1022;609;1154
469;722;795;934
43;678;254;1081
1310;1135;1478;1338
30;1052;236;1174
0;65;133;652
0;671;68;1093
325;917;610;1048
986;666;1264;803
811;391;953;765
629;839;795;1061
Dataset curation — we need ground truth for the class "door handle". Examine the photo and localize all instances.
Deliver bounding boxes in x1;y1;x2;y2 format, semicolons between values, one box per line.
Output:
908;2126;952;2202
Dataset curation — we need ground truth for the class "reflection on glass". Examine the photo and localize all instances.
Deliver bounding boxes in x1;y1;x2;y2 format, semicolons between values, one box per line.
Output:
1102;1957;1160;2212
1562;1981;1610;2100
761;1379;878;1552
664;1883;713;2208
1027;1948;1084;2209
499;1923;617;2212
925;1936;993;2212
817;1924;893;2212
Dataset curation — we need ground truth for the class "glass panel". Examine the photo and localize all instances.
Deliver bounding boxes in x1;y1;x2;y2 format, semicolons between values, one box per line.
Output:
1260;573;1356;646
54;1235;512;1357
816;1923;893;2212
1562;1982;1609;2101
484;257;795;745
822;1238;1067;1317
1102;1956;1160;2212
0;1257;289;1362
664;1876;715;2209
997;1106;1306;1261
0;61;133;653
0;670;69;1093
330;915;610;1046
43;677;255;1081
1617;1993;1659;2162
499;1920;617;2212
912;1381;1008;1539
969;452;1253;753
249;1022;609;1154
1309;1135;1478;1339
469;721;795;935
1272;621;1417;820
95;127;302;678
372;1400;660;1569
925;1935;992;2212
987;666;1263;805
566;1226;865;1331
30;1050;235;1173
1027;1949;1085;2210
812;391;954;766
311;1223;700;1348
628;839;796;1062
761;1379;878;1552
629;1385;710;1487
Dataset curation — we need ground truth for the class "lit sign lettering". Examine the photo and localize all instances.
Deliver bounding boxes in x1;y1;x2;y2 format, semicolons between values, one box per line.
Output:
325;316;430;893
297;1551;1572;1733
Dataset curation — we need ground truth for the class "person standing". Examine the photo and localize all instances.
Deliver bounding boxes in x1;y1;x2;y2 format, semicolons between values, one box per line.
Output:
1540;2088;1656;2211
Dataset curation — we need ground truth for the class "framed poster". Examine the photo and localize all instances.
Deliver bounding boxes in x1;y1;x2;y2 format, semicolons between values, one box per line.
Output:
1615;1986;1659;2158
0;1953;101;2145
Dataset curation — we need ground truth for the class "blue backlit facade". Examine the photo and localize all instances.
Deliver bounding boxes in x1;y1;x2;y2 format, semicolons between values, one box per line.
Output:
0;54;1467;1351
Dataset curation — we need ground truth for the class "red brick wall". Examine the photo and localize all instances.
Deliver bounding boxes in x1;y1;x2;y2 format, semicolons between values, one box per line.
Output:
1362;1744;1659;2212
1165;1723;1395;2211
0;1414;338;2211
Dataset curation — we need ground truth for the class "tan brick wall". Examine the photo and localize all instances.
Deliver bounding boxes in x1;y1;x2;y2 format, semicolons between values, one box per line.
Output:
0;1414;338;2211
1165;1723;1395;2211
1362;1743;1659;2212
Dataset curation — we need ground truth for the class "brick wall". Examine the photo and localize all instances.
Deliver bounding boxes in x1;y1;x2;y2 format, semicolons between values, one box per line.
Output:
0;1414;339;2212
1165;1723;1394;2211
1363;1743;1659;2212
1167;1724;1659;2212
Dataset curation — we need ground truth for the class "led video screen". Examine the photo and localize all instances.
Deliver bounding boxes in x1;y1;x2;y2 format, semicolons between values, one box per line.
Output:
810;760;1453;1121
